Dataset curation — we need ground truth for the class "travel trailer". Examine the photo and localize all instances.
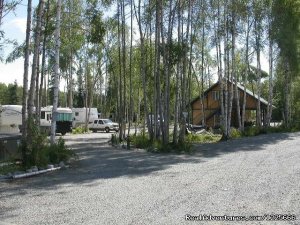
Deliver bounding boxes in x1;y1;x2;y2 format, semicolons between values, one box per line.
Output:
41;106;73;135
72;107;99;128
0;105;72;135
0;105;22;133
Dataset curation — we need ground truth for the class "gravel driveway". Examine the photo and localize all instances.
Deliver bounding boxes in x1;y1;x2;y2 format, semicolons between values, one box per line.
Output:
0;132;300;225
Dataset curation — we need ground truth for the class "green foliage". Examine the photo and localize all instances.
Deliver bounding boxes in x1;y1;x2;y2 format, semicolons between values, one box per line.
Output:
20;122;76;168
7;80;19;104
241;125;300;137
0;81;22;105
72;126;88;134
44;138;76;165
0;163;22;175
230;128;242;139
186;133;222;143
110;134;119;145
131;134;152;149
242;126;261;137
130;134;193;154
25;137;76;168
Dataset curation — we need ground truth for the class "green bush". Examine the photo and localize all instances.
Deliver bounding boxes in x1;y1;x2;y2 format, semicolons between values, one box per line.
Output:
72;126;88;134
242;126;261;137
24;137;76;168
130;134;193;154
131;134;152;149
230;128;242;138
19;121;76;168
45;138;76;165
111;134;119;145
186;133;221;143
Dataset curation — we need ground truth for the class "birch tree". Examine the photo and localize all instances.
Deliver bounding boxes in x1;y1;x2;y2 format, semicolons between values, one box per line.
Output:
50;0;62;144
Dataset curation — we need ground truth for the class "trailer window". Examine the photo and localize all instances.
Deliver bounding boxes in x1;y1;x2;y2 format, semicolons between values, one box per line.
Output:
75;112;79;116
41;111;45;119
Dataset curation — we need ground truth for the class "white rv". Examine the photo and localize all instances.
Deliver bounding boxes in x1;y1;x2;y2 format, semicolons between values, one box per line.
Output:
0;105;23;133
0;105;73;135
72;107;99;128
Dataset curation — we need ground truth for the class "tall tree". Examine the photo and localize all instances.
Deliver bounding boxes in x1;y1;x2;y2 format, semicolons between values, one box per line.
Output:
21;0;32;164
50;0;62;144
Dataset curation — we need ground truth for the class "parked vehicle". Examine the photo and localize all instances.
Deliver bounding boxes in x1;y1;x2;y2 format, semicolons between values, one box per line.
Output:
0;105;73;135
72;107;99;128
41;106;73;135
88;119;119;133
0;105;22;133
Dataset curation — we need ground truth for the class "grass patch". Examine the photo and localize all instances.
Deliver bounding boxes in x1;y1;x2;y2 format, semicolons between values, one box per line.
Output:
130;134;152;149
186;133;222;143
72;126;89;134
130;133;221;154
0;162;22;175
242;125;300;137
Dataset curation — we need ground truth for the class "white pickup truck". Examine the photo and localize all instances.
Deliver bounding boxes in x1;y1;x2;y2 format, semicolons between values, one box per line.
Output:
88;119;119;133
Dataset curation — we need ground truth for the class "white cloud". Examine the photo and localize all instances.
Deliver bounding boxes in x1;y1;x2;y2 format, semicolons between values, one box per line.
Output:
0;58;27;85
8;18;27;35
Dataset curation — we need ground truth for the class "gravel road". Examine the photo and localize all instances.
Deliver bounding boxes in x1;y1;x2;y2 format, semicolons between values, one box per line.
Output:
0;132;300;225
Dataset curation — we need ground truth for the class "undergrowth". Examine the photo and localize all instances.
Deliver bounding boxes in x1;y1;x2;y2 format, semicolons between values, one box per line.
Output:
20;121;76;169
72;126;89;134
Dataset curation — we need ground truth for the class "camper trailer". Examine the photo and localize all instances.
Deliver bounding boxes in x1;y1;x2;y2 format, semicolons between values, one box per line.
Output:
41;106;73;135
0;105;23;133
72;107;99;128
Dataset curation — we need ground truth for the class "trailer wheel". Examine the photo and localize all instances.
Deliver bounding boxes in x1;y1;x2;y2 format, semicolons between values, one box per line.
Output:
105;127;110;133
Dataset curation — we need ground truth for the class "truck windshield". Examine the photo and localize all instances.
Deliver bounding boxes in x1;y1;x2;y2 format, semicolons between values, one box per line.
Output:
103;119;113;124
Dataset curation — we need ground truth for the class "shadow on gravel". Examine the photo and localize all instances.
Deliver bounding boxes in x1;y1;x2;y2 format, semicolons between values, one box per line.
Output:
0;137;203;195
193;132;296;158
0;132;297;196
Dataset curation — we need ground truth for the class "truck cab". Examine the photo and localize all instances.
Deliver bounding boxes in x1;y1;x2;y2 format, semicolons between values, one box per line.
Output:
89;119;119;133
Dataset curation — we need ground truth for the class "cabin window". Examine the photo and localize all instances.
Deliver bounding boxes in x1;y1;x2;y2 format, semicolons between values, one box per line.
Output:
41;111;45;119
75;112;79;116
47;114;52;121
212;91;220;101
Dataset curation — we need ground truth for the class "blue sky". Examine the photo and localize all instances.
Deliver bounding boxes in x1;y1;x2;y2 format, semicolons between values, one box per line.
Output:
0;0;38;85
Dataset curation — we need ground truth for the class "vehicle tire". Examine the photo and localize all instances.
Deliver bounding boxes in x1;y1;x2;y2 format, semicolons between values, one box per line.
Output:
61;131;66;136
105;127;110;133
92;129;97;133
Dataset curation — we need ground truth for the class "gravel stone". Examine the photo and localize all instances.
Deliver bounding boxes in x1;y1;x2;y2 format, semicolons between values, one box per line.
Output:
0;132;299;225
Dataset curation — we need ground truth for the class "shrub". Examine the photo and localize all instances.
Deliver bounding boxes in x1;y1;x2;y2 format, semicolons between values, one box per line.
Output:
230;128;242;139
19;121;76;168
110;134;119;146
72;126;88;134
45;138;76;165
130;134;193;154
186;133;221;143
131;134;152;149
242;126;261;137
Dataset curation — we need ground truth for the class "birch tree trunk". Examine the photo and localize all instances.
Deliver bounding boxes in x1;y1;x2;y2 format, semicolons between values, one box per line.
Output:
127;0;133;136
266;7;274;127
21;0;32;163
232;0;241;130
255;17;262;128
241;12;251;131
50;0;62;144
28;0;45;126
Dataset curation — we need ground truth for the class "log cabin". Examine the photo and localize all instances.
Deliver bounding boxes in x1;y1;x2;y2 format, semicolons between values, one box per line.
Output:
191;80;269;128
